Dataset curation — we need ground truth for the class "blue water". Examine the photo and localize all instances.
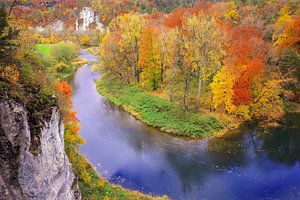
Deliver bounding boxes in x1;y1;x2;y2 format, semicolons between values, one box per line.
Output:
72;50;300;200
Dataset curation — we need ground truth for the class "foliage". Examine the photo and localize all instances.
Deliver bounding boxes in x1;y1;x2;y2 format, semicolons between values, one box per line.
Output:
80;35;91;46
38;34;59;44
100;13;146;83
0;7;19;66
224;1;240;25
50;41;78;64
97;1;298;128
0;7;60;154
36;43;53;57
184;13;225;110
211;66;236;114
250;79;284;127
276;16;300;54
226;25;266;106
36;42;80;81
139;27;162;90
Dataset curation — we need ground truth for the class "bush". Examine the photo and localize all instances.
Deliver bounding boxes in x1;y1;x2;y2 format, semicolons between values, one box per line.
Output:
80;35;90;45
50;41;79;64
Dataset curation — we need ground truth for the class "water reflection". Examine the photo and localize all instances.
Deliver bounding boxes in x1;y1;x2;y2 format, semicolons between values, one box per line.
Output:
72;51;300;200
257;114;300;166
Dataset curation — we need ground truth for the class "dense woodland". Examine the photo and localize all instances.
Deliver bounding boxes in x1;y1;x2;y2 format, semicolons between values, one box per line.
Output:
98;0;300;127
2;0;299;130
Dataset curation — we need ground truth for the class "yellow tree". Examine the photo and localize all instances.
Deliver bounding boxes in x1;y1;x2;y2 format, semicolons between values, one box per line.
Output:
117;13;146;83
210;66;236;114
224;1;240;25
161;29;180;102
250;79;284;127
185;14;225;111
100;32;131;83
275;16;300;54
138;27;161;90
273;3;293;46
162;28;193;110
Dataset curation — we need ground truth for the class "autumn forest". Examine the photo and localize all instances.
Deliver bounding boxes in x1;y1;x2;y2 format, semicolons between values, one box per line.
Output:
0;0;300;200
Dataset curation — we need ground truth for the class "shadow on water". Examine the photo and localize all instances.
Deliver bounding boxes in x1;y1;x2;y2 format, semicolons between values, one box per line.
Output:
72;50;300;200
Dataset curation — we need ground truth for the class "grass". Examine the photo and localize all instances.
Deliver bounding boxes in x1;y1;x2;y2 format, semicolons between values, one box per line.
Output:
96;78;226;138
36;43;53;57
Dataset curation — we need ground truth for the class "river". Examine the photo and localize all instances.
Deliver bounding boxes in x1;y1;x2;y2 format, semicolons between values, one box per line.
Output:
72;50;300;200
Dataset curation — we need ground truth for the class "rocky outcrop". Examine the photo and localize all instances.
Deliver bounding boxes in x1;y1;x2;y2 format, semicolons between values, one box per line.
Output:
0;98;81;200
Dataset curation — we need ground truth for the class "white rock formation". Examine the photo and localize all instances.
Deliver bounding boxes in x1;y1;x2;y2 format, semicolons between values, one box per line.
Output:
76;7;104;32
77;7;95;31
0;98;81;200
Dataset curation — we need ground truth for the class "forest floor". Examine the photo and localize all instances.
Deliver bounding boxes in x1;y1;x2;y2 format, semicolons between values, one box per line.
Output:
96;78;240;139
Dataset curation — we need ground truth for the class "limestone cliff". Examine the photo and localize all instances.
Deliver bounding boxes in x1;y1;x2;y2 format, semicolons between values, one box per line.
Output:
0;97;81;200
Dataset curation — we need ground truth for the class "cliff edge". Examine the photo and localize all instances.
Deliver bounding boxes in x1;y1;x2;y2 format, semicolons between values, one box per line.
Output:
0;97;81;200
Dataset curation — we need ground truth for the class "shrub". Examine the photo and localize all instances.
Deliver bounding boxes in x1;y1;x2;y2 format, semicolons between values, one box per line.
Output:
50;41;79;64
80;35;90;45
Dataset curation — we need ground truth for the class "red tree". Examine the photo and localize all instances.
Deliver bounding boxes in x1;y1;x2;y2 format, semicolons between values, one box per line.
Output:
226;25;267;105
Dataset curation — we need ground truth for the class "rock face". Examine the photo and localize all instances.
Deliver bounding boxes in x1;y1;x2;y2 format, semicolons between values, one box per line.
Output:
0;98;81;200
76;7;104;32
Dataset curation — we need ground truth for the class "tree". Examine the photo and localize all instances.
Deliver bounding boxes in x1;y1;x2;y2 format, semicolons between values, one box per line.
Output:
250;79;284;127
100;31;131;83
163;28;193;111
184;14;225;111
211;66;236;114
224;1;240;25
226;25;266;106
161;29;179;102
164;7;186;28
116;13;146;83
138;27;161;90
0;7;19;66
275;16;300;54
50;41;78;65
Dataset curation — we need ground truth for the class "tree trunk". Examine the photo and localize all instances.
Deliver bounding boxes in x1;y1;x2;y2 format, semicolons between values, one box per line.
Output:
210;93;215;112
132;59;137;82
135;38;140;83
184;77;189;111
169;74;175;102
196;68;202;111
160;63;164;89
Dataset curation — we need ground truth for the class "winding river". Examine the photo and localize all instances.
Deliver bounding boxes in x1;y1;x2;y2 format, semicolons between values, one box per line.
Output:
72;50;300;200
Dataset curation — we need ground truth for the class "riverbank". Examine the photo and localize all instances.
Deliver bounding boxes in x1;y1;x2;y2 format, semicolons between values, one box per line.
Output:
96;78;234;139
71;150;167;200
36;43;88;81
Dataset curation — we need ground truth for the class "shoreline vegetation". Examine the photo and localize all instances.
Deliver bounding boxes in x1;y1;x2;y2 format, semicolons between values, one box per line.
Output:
96;77;241;139
36;43;88;81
